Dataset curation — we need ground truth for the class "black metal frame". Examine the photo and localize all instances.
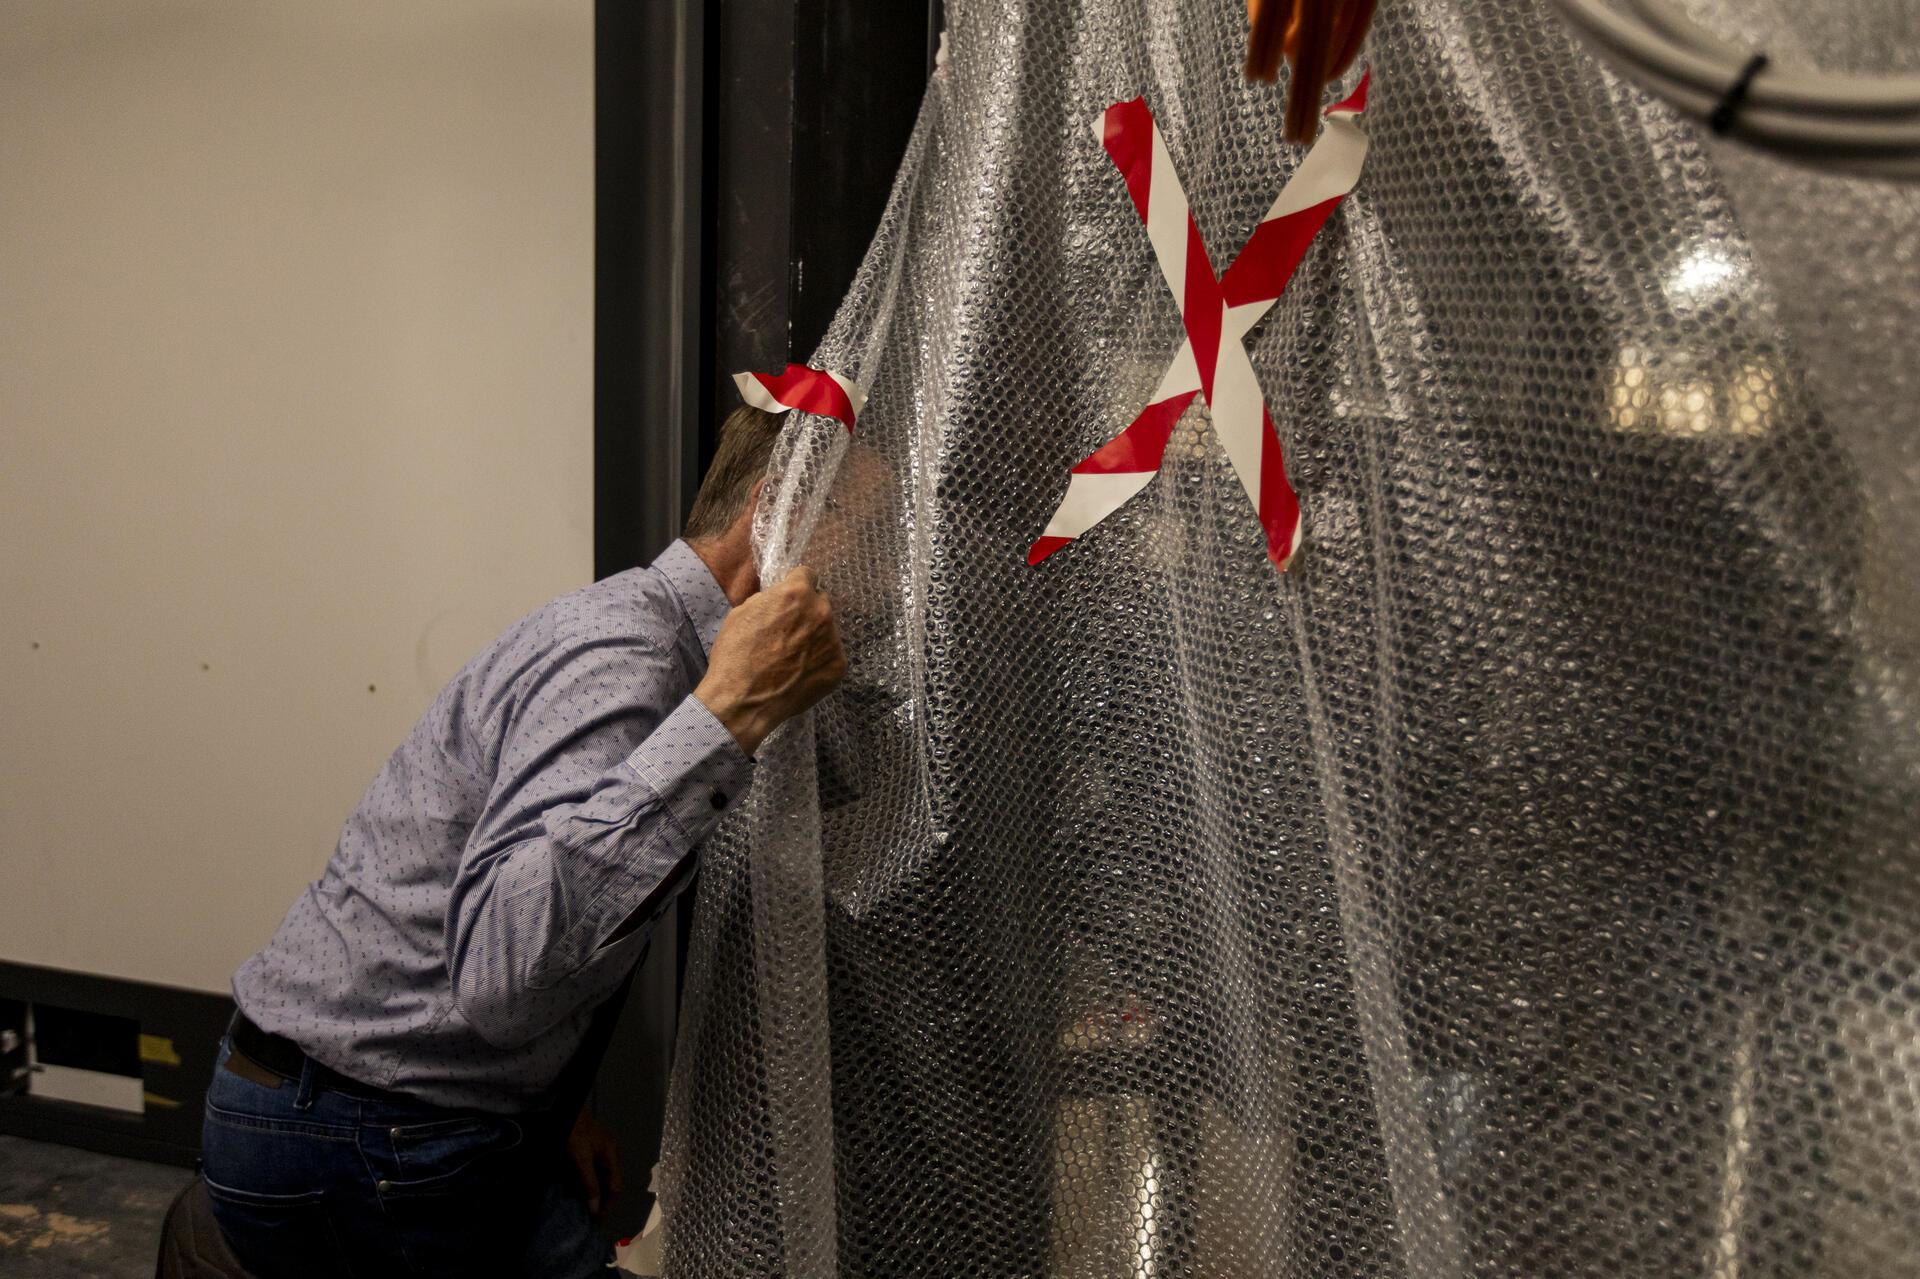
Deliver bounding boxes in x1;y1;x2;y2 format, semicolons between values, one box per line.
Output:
0;960;233;1167
707;0;941;464
596;1;709;577
596;0;941;560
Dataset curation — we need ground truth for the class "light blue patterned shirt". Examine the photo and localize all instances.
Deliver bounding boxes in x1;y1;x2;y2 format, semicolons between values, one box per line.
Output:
232;541;753;1113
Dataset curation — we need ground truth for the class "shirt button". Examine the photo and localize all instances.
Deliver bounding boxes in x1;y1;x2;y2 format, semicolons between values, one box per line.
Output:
711;792;728;810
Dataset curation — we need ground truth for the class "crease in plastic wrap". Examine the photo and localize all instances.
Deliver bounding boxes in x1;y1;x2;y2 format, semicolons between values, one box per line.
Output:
657;1;1920;1274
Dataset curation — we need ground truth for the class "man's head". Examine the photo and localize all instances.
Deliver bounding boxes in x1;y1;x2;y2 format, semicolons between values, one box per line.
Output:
683;404;781;603
685;402;896;607
686;403;783;542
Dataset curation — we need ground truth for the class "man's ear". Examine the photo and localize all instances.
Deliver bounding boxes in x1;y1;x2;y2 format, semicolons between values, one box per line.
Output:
724;475;769;549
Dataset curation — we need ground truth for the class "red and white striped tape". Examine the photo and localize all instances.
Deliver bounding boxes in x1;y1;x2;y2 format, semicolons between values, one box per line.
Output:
1029;73;1371;571
733;363;866;432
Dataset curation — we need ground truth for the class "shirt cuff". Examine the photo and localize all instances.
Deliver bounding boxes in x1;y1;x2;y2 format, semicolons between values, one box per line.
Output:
623;694;756;843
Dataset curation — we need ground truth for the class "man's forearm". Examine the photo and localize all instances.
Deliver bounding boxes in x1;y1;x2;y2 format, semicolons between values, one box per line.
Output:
448;695;753;1048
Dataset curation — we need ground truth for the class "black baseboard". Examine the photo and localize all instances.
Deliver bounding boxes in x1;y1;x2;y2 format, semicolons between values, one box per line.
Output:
0;960;233;1168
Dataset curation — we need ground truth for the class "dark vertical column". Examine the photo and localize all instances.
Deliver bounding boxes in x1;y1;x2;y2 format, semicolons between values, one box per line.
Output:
707;0;798;457
592;0;707;1241
785;0;938;359
703;0;940;472
597;0;707;578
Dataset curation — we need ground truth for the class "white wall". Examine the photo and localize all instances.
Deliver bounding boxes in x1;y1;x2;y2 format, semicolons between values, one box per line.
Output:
1;1;595;993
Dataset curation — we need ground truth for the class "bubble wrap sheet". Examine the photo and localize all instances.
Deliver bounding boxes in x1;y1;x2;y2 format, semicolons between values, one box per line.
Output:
657;2;1920;1275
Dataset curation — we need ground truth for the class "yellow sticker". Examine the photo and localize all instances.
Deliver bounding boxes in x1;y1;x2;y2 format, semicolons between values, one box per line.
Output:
138;1034;181;1067
143;1092;182;1109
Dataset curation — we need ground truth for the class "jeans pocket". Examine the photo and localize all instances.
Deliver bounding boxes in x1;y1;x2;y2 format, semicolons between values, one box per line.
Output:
202;1175;359;1279
386;1115;525;1188
375;1118;542;1277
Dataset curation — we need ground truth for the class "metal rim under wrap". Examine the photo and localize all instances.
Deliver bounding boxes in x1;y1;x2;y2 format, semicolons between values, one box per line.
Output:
658;2;1920;1275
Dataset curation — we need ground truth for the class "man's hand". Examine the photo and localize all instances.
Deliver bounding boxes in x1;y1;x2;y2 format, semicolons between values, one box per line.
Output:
696;565;848;755
567;1109;623;1221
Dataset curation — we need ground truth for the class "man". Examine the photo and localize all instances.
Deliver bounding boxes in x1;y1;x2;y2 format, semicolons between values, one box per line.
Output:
199;404;842;1278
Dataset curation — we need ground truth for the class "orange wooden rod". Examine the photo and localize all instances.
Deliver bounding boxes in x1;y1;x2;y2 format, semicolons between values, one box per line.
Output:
1247;0;1380;143
1328;0;1378;77
1244;0;1295;83
1283;0;1335;142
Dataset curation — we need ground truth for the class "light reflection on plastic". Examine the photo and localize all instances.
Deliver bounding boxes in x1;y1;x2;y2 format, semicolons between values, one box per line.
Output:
1609;345;1782;438
1666;245;1741;301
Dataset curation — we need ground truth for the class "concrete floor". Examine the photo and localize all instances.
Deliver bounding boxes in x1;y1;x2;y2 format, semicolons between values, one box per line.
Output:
0;1135;191;1278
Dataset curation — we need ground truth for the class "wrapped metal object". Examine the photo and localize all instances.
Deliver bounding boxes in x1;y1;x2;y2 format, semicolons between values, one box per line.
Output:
658;1;1920;1274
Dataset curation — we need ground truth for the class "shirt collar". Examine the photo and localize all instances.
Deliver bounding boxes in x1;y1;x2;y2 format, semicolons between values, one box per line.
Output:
653;539;732;655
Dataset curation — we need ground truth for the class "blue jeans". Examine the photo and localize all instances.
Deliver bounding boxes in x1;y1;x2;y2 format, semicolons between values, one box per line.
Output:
199;1038;612;1279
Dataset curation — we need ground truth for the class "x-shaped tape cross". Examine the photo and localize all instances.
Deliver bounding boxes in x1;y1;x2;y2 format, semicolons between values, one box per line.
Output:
1029;73;1370;572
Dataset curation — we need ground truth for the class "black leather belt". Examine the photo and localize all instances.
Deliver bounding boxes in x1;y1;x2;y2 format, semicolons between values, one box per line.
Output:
227;1012;417;1105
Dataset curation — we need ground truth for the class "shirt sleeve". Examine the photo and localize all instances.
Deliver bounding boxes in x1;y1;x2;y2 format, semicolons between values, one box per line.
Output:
445;636;753;1049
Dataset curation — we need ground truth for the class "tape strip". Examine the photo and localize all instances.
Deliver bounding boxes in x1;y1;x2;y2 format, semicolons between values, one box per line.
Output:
1029;71;1371;570
734;364;867;432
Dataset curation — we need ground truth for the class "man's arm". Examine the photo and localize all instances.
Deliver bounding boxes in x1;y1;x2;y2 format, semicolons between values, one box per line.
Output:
445;566;844;1050
446;641;748;1050
595;565;848;947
